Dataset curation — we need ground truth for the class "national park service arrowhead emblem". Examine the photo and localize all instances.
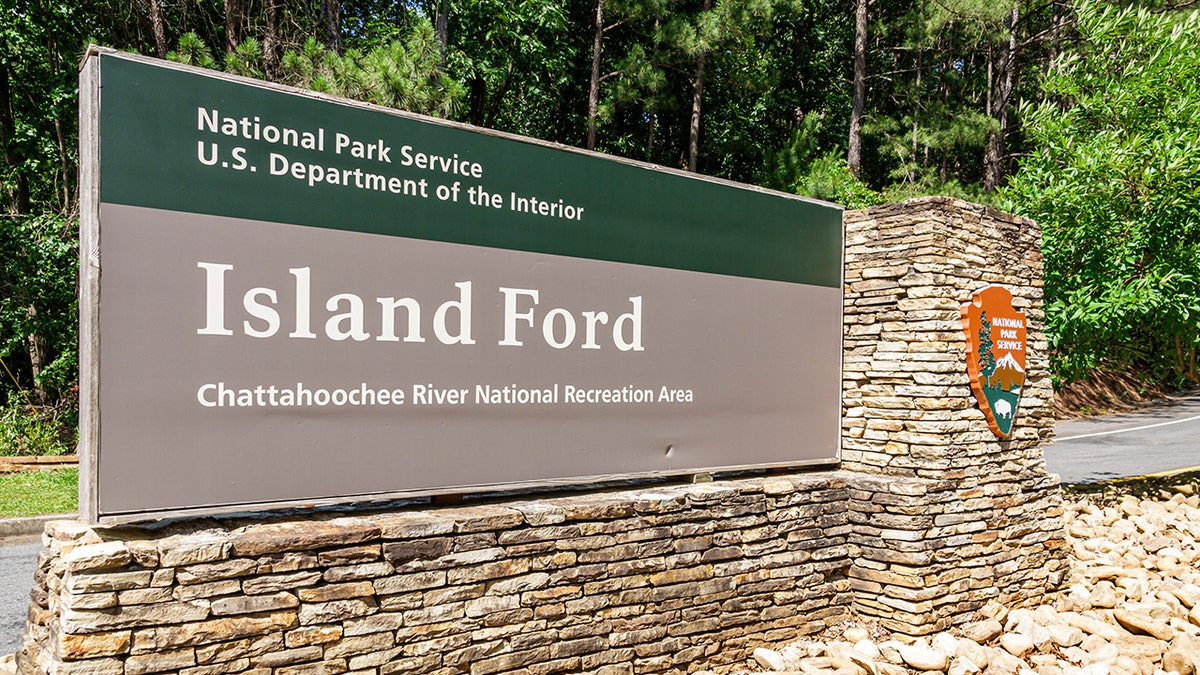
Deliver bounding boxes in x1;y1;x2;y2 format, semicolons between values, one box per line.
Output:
962;285;1027;439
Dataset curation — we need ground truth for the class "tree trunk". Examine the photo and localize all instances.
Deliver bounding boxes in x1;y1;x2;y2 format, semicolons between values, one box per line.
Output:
264;0;281;81
26;306;47;404
687;50;706;172
687;0;712;173
436;0;449;69
321;0;343;55
587;0;604;151
469;77;487;127
0;56;30;214
910;50;921;182
1049;0;1067;71
848;0;868;177
224;0;245;52
984;6;1018;191
147;0;167;58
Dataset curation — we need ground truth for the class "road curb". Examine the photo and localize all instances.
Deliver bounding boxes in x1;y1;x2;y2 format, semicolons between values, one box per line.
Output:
0;514;77;540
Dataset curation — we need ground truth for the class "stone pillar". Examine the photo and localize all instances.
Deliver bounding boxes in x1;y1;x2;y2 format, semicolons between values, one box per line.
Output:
840;197;1067;635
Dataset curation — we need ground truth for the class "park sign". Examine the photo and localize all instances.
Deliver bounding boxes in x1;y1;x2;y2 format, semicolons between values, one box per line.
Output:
77;48;844;522
962;285;1027;438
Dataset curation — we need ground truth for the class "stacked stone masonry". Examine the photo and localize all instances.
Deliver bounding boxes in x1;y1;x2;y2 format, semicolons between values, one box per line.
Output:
18;197;1071;672
18;474;852;675
841;197;1067;635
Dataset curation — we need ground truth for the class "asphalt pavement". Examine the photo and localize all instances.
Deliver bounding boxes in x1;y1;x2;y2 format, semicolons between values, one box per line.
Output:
1045;391;1200;484
0;537;39;656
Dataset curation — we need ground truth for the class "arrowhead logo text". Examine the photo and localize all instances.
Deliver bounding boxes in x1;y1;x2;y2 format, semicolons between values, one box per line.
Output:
962;285;1027;439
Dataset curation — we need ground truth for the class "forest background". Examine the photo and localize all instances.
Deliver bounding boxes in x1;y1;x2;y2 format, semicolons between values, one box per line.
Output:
1;0;1198;455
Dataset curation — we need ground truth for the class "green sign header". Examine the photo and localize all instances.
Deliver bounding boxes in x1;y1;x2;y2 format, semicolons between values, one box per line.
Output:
99;55;841;288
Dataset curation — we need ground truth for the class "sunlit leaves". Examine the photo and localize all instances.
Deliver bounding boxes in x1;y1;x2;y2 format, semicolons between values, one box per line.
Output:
1004;0;1200;383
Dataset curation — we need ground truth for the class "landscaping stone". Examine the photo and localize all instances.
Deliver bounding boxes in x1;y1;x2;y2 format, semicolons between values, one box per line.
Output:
739;483;1200;675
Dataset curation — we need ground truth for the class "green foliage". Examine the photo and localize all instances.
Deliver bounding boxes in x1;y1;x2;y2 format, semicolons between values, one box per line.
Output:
176;19;463;118
0;467;78;517
0;214;79;402
794;151;883;209
0;399;75;457
168;32;219;70
442;0;578;139
766;114;882;208
1003;0;1200;384
878;175;990;205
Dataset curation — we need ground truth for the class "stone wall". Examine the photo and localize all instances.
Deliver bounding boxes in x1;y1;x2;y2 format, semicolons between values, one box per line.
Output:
19;474;851;675
18;197;1069;672
841;197;1066;635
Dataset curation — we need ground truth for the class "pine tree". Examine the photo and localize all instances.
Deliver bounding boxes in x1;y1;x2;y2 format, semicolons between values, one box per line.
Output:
979;311;997;380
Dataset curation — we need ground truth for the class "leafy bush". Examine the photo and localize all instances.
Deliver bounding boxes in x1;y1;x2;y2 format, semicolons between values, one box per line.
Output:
0;399;76;457
1003;0;1200;385
766;114;883;209
795;151;884;210
0;214;79;405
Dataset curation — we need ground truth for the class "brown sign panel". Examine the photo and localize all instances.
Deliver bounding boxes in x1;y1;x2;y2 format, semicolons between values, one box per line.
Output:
79;50;845;522
962;285;1027;438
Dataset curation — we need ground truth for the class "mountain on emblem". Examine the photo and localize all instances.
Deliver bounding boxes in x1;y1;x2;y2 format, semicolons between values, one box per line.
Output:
961;285;1028;438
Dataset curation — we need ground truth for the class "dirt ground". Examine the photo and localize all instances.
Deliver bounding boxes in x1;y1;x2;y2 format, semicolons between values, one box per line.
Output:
1052;368;1195;419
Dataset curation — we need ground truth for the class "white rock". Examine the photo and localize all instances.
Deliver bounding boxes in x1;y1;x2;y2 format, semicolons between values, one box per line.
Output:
878;641;905;665
1172;584;1200;609
931;633;960;658
844;627;872;644
953;639;989;671
961;619;1004;644
1046;621;1084;648
753;647;788;671
853;640;881;660
896;643;950;672
1014;615;1053;651
1163;633;1200;675
947;656;982;675
1000;632;1035;657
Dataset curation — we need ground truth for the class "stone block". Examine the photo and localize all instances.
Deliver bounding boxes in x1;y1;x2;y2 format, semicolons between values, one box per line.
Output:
47;656;124;675
231;519;381;557
194;632;285;664
242;571;322;595
298;598;377;625
57;630;132;659
284;625;343;648
124;647;196;675
250;646;324;667
211;591;299;616
65;570;153;595
158;535;231;567
317;545;380;566
298;582;375;603
175;559;259;585
117;587;173;606
372;513;455;539
61;601;211;634
137;610;298;649
62;543;132;573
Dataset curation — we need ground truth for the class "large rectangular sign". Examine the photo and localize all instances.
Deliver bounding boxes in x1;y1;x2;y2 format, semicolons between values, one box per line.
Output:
79;49;843;522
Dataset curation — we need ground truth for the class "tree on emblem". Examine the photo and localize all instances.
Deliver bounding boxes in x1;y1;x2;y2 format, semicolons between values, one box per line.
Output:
978;311;996;383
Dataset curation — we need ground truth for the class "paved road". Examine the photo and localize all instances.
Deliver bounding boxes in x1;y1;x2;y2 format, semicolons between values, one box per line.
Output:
0;537;39;656
1045;391;1200;484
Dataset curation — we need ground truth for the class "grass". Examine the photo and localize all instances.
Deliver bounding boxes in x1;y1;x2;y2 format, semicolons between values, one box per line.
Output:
0;468;78;518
